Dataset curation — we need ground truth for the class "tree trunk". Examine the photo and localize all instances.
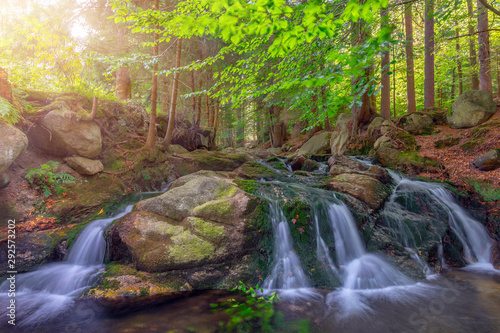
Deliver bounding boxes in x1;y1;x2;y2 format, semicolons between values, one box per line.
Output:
144;0;159;148
380;7;391;119
405;2;416;114
163;38;182;148
213;99;219;139
451;68;456;99
497;48;500;96
424;0;435;108
90;96;98;120
270;106;285;147
467;0;479;90
393;46;397;118
456;27;464;95
116;67;131;100
190;70;196;127
477;0;492;93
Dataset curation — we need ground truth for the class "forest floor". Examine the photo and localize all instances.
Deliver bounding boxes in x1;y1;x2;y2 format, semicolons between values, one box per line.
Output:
416;110;500;188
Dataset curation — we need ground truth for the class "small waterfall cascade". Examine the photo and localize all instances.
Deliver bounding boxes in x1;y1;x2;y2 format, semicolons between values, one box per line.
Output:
384;169;494;269
0;192;162;327
262;200;311;291
324;201;413;290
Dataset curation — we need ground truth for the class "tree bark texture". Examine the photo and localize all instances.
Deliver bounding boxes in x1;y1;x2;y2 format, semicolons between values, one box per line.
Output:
424;0;435;108
405;3;416;113
163;38;182;148
380;7;391;119
477;0;492;93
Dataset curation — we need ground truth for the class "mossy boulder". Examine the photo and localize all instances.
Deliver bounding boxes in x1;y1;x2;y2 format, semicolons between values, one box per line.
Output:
399;112;434;134
232;161;278;180
367;117;385;139
447;90;497;129
325;173;390;210
28;110;102;158
302;158;319;172
108;172;266;283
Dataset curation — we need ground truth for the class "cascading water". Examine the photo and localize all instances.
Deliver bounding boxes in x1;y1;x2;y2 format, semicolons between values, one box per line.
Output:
262;200;311;292
0;191;163;327
383;169;494;271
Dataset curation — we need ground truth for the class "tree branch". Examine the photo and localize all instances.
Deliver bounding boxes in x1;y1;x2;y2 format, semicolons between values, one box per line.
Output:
477;0;500;16
447;29;500;40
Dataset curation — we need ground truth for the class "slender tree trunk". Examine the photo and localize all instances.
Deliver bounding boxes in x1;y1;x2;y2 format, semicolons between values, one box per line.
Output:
380;7;391;119
497;48;500;96
90;96;98;120
467;0;479;90
393;46;397;118
270;106;285;147
196;80;202;127
456;27;464;95
424;0;435;108
213;99;220;139
477;0;492;93
163;38;182;148
405;2;416;113
116;29;131;100
451;68;456;99
145;0;159;148
190;70;196;126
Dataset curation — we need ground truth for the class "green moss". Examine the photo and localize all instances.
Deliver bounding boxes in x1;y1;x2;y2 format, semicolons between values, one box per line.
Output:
192;199;234;223
188;217;225;240
393;131;418;151
101;278;120;290
467;179;500;201
216;183;238;199
168;230;215;263
460;139;484;152
234;179;258;194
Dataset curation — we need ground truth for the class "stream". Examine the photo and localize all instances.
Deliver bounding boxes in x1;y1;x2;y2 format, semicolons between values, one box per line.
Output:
1;159;499;332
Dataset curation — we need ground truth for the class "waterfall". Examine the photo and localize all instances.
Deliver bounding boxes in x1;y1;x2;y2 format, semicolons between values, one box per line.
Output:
263;200;311;290
384;170;494;269
0;192;160;327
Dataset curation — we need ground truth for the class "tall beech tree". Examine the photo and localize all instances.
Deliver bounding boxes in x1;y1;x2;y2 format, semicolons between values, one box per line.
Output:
477;0;492;93
405;2;416;114
163;38;182;148
380;7;391;119
144;0;159;148
424;0;435;108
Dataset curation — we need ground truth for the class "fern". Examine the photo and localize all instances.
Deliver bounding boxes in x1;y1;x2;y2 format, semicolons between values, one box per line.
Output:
0;98;21;124
25;161;75;197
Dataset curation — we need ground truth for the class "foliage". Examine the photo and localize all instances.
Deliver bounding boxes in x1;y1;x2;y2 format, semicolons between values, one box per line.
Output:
211;281;279;332
467;179;500;202
25;161;75;198
0;98;21;125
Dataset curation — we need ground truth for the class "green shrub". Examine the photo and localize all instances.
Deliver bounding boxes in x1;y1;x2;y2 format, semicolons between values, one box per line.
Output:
0;98;21;124
25;161;75;197
211;281;279;332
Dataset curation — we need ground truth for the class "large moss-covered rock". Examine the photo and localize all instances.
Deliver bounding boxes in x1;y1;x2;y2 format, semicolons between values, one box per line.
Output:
297;131;331;155
109;172;265;278
325;173;390;210
168;150;250;176
447;90;497;129
29;110;102;158
367;117;385;139
0;123;28;174
400;112;434;134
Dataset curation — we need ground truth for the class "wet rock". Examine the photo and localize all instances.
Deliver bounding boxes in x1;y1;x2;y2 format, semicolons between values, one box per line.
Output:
289;155;307;171
325;173;390;210
302;158;319;172
64;156;103;175
327;155;389;183
473;149;500;171
447;90;496;129
0;123;28;174
267;147;282;155
29;110;102;158
298;131;331;155
375;145;401;168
